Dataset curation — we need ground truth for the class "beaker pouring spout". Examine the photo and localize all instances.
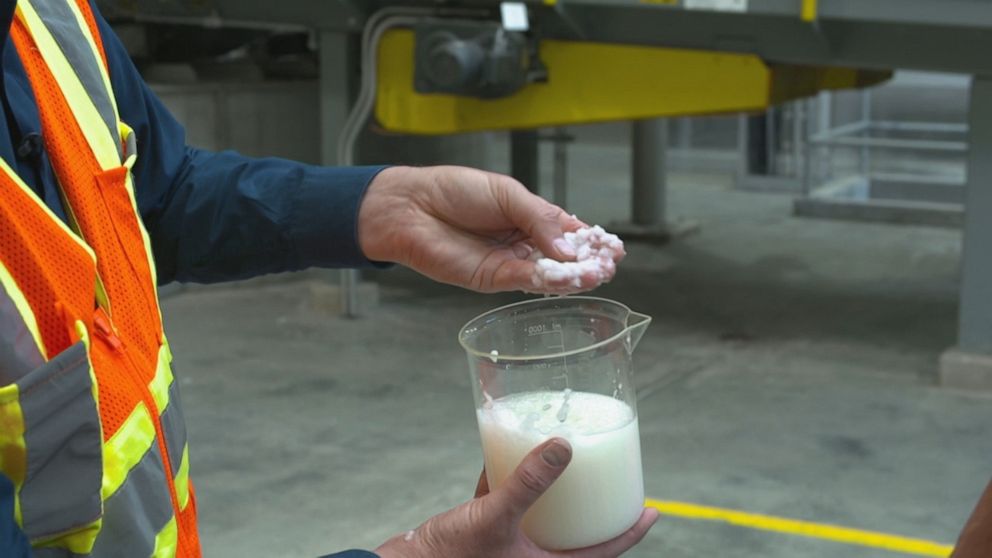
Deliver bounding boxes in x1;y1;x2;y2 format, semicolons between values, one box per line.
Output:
626;311;651;351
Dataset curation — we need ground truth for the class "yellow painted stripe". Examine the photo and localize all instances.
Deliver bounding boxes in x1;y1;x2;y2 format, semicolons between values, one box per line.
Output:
102;402;156;499
16;2;120;170
801;0;817;21
175;444;190;511
646;499;953;557
148;342;174;412
0;262;46;358
151;516;178;558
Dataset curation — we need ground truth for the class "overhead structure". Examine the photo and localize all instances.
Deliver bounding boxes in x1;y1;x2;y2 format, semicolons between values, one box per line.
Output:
98;0;992;389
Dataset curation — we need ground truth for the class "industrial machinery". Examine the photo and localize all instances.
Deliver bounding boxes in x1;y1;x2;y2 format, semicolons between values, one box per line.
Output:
98;0;992;388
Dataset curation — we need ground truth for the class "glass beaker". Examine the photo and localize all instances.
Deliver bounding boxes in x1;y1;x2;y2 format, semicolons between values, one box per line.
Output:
458;296;651;550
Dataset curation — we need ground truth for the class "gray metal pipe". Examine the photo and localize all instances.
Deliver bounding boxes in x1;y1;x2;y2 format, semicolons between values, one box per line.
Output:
810;135;967;152
511;130;540;192
631;118;667;226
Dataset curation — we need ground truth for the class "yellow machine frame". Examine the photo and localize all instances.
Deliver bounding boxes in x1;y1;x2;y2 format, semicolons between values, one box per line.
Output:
374;29;890;135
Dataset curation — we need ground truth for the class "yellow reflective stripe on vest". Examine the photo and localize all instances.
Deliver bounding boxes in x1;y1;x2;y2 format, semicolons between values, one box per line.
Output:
0;382;27;527
20;0;121;159
0;261;46;365
15;1;120;170
33;518;102;554
152;516;178;558
24;0;119;132
175;444;190;511
149;341;174;412
103;401;156;499
120;121;164;303
60;0;118;120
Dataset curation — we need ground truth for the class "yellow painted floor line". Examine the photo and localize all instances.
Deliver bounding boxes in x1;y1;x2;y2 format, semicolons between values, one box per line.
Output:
645;499;954;557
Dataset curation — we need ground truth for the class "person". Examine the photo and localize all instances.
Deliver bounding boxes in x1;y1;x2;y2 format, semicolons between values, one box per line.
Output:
0;0;654;557
951;480;992;558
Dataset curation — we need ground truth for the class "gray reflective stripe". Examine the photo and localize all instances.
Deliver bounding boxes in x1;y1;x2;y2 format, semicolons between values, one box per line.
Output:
159;376;187;474
27;0;119;159
19;342;103;541
123;127;136;161
89;442;174;558
0;281;44;385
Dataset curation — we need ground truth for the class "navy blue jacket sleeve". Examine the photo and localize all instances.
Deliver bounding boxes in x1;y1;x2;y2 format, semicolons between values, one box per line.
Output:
318;551;380;558
0;473;30;557
93;4;388;285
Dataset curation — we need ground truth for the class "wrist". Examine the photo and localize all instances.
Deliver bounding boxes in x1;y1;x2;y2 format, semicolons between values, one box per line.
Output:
357;165;422;264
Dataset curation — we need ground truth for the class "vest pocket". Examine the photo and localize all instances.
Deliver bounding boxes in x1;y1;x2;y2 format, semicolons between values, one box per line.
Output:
0;341;103;543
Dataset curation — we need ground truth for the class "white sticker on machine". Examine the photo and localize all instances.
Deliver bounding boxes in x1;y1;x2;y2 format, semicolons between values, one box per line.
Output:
683;0;748;12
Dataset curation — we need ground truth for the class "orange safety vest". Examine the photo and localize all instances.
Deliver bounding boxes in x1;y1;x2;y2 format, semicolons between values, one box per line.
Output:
0;0;199;556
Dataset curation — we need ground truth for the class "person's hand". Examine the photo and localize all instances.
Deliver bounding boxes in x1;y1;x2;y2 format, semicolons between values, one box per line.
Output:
357;166;623;294
374;438;659;558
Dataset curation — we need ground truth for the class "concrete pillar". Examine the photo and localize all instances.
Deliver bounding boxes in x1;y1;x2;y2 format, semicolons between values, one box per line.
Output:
631;118;667;227
941;74;992;390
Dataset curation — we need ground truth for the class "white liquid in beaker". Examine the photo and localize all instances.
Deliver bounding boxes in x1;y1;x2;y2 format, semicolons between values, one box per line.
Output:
477;390;644;550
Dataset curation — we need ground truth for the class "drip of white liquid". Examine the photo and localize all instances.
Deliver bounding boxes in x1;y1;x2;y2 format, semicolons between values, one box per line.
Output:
556;388;573;423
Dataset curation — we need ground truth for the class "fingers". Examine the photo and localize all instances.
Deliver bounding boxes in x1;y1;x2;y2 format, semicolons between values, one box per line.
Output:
559;211;587;232
488;259;594;295
491;438;572;519
494;174;578;261
568;508;660;558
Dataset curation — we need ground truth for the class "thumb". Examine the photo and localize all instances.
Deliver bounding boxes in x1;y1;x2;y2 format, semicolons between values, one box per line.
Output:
492;438;572;519
495;174;580;261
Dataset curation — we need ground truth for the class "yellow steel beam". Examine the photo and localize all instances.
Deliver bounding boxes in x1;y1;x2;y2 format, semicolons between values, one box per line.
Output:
374;29;890;135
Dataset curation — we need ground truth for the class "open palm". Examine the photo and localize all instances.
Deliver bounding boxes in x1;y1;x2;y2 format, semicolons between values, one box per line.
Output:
357;166;618;293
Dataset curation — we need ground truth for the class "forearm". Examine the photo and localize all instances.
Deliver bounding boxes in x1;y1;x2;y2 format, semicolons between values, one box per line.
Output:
951;478;992;558
148;147;388;284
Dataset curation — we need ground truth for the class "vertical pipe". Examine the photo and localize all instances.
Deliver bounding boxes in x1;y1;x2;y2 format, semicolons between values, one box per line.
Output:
552;127;568;209
818;91;833;181
678;117;693;150
631;118;667;226
859;90;873;179
802;98;815;196
320;30;361;317
746;113;769;175
736;114;749;179
765;108;778;175
958;75;992;353
511;130;540;193
792;101;802;178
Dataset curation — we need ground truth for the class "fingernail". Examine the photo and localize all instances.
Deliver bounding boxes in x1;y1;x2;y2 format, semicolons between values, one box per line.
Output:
541;440;570;467
553;238;576;259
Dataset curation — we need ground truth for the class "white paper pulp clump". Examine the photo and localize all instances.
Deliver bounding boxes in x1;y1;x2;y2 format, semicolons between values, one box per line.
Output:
530;225;624;289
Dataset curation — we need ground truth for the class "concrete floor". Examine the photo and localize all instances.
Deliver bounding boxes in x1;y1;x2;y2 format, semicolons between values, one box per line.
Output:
162;141;992;557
